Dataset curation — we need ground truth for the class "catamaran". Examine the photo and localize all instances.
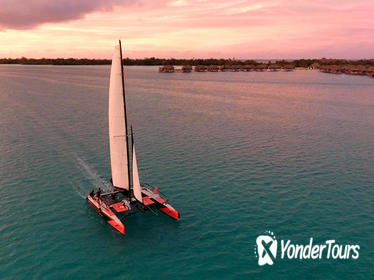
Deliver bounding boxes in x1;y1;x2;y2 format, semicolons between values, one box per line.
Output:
87;41;180;235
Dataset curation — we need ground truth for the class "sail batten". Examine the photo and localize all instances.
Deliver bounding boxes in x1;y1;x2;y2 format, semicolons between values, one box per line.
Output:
108;44;129;190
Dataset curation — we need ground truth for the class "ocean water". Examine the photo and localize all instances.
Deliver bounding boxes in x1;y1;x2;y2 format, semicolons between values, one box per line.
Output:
0;65;373;279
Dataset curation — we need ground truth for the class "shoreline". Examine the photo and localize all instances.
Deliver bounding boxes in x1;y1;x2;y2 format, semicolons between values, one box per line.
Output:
1;58;373;68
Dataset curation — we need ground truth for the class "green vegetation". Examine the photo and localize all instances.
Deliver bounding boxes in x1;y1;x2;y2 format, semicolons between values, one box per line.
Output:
124;57;259;66
0;57;258;66
0;57;373;67
0;57;110;65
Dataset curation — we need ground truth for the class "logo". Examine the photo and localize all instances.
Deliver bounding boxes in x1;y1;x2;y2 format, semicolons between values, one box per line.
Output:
255;231;277;266
254;231;360;266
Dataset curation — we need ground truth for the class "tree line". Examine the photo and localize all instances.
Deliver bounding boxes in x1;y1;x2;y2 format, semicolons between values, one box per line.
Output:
0;57;373;67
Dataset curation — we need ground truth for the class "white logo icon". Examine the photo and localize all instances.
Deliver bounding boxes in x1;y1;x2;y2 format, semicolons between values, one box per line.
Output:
255;231;277;266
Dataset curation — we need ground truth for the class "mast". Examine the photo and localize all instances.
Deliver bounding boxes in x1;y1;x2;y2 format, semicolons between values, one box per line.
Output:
119;40;132;197
131;125;134;153
130;125;134;198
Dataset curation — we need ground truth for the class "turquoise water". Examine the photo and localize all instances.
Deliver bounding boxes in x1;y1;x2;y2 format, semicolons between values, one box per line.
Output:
0;65;373;279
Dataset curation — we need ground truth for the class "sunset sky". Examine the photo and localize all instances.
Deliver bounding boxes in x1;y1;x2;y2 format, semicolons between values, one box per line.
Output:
0;0;373;59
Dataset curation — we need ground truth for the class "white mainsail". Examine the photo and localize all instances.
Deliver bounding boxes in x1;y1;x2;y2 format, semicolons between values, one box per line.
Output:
108;44;129;190
132;145;143;202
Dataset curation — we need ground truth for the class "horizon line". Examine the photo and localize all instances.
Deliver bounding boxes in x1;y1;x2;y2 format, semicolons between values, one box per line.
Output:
1;57;374;61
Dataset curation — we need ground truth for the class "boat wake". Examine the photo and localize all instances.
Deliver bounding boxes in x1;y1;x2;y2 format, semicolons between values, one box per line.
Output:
74;156;112;199
71;180;87;199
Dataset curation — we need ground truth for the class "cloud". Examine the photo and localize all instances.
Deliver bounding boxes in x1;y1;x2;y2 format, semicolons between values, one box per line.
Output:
0;0;373;58
0;0;134;30
168;0;188;6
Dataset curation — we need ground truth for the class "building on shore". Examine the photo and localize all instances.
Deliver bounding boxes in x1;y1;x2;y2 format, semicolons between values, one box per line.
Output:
310;63;320;69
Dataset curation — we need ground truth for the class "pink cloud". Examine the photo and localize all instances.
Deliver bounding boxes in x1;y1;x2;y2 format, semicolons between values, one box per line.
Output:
0;0;136;29
0;0;373;58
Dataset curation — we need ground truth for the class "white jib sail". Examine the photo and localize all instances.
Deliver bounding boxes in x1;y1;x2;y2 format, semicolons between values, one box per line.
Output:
132;145;143;202
108;45;129;190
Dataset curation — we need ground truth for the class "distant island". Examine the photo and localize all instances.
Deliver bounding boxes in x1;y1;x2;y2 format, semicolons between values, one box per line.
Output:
1;57;373;68
1;57;373;77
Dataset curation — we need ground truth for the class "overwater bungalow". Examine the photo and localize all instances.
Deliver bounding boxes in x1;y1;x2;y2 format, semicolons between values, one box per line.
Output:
319;65;330;73
194;65;208;72
347;65;374;76
207;65;219;72
219;65;231;72
182;65;192;73
269;64;281;71
346;65;363;75
254;64;267;71
231;65;241;72
241;65;255;71
219;65;241;72
283;64;295;71
330;65;343;74
159;65;175;73
360;65;373;76
365;66;374;77
342;65;354;74
319;64;374;77
319;65;341;74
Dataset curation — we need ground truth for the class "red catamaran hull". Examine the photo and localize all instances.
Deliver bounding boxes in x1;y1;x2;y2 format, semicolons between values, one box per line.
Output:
87;187;180;235
140;187;180;220
87;195;125;235
158;206;180;220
